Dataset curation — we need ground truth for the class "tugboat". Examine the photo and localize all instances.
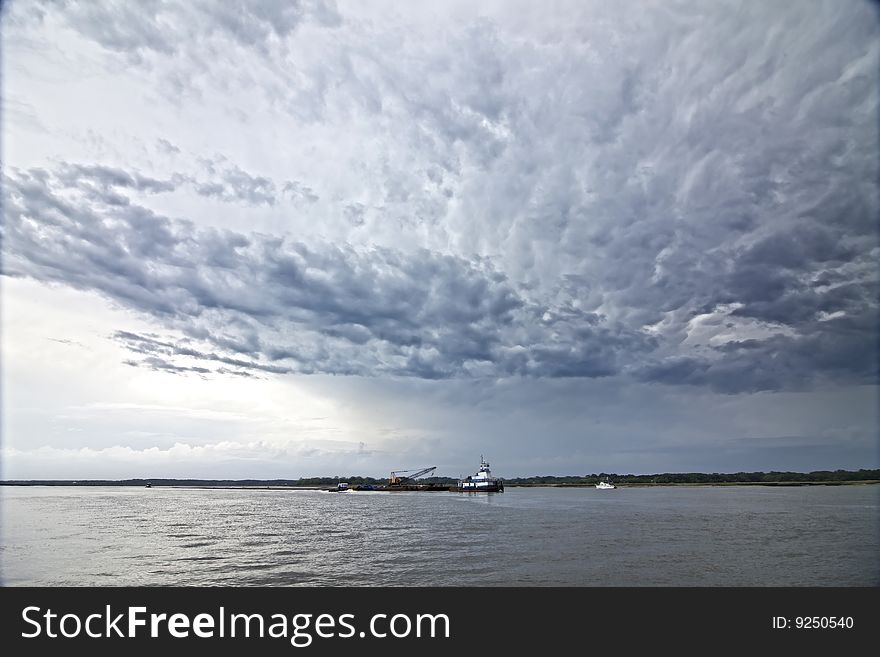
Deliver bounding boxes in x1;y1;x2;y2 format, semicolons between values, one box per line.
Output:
457;456;504;492
328;482;350;492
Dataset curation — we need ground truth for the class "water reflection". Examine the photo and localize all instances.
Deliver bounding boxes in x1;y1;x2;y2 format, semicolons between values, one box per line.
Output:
1;485;877;586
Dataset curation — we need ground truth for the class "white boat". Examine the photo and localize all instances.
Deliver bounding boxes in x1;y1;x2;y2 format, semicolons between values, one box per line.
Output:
596;480;616;489
457;456;504;492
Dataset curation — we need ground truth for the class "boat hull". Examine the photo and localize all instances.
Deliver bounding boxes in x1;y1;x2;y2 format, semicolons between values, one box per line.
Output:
456;482;504;492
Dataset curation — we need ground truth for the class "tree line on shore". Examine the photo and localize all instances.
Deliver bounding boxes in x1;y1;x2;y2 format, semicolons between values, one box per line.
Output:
2;469;878;486
503;469;880;485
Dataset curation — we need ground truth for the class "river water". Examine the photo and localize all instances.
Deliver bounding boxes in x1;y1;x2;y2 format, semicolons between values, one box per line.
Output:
2;485;877;586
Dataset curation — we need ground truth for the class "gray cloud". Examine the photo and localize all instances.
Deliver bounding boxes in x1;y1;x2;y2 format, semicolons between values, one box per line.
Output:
156;138;180;155
114;331;290;376
28;0;341;64
2;2;878;395
44;159;284;207
4;164;654;380
192;163;277;206
282;181;319;204
124;357;213;377
4;147;876;393
56;162;176;194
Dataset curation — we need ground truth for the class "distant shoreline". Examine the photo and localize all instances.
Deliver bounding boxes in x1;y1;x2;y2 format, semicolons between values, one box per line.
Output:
2;470;878;489
1;481;878;490
508;480;880;487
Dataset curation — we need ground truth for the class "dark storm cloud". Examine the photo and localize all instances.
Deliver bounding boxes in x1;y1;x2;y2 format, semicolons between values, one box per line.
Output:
4;2;878;394
4;166;651;379
5;152;875;391
305;4;875;395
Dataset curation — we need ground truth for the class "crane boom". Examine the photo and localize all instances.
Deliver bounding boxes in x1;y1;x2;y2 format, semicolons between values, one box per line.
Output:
388;466;437;485
407;466;436;479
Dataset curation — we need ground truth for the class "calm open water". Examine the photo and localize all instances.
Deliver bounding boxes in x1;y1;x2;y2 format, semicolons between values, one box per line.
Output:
1;485;877;586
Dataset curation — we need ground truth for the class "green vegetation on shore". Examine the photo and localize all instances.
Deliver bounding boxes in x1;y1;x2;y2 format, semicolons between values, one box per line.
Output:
504;469;880;486
1;469;878;487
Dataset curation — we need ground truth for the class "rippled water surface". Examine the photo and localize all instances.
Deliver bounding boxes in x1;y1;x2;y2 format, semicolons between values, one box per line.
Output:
2;485;878;585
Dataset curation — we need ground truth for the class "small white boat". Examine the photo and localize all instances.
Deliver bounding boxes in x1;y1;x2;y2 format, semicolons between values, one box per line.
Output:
596;480;616;490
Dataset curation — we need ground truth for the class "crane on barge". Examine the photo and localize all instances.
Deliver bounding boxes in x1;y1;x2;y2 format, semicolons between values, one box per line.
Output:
388;466;437;487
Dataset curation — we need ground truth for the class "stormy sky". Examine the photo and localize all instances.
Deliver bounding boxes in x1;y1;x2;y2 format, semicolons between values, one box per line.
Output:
2;0;878;479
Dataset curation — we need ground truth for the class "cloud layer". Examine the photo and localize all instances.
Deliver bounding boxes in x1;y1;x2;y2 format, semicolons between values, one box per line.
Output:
3;0;878;396
4;163;657;380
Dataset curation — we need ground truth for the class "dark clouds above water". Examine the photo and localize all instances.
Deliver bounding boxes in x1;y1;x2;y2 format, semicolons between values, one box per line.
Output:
4;150;876;393
4;163;656;380
2;0;878;395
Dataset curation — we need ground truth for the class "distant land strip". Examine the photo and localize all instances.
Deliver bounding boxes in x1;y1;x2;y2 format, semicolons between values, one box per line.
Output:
1;469;879;487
